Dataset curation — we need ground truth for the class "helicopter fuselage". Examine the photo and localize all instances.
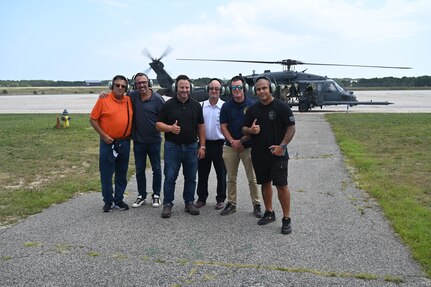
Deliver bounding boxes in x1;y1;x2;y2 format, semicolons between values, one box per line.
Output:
239;70;391;112
146;57;392;112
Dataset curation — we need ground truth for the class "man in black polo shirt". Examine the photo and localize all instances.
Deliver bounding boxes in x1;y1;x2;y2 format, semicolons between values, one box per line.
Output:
156;75;206;218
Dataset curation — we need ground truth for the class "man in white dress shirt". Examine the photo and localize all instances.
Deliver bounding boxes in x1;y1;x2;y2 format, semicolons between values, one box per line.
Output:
195;78;227;210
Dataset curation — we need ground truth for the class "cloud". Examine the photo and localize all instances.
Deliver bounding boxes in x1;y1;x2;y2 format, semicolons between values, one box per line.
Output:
1;0;428;80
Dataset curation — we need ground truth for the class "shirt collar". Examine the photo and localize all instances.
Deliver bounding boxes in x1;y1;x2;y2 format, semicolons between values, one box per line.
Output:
203;99;224;109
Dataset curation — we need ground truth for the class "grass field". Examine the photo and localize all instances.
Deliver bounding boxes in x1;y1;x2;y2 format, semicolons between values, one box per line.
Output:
0;114;134;225
326;113;431;278
0;113;429;278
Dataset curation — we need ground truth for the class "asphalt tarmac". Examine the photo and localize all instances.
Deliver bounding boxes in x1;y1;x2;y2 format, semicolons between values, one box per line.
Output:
1;90;431;113
1;113;430;286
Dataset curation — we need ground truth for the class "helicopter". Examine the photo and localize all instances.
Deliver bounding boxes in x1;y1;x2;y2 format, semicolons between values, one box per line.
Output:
142;48;411;111
176;58;412;112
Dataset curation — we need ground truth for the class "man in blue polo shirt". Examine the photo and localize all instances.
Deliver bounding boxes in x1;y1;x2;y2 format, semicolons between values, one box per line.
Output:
219;75;262;218
129;73;165;208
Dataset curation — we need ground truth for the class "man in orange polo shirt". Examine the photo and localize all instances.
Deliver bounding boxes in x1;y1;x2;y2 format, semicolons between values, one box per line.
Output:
90;75;133;212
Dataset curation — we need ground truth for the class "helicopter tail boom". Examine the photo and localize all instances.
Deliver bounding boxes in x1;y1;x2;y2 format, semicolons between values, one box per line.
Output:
323;101;393;106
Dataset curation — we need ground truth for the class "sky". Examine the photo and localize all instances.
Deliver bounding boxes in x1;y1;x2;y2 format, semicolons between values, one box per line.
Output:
0;0;429;81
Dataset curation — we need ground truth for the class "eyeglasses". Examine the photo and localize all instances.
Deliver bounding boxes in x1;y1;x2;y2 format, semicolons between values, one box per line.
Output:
135;81;148;86
231;85;243;91
209;87;220;91
114;84;126;89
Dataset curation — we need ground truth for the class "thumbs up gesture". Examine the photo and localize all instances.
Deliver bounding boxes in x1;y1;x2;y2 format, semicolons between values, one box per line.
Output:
250;119;260;134
171;120;181;134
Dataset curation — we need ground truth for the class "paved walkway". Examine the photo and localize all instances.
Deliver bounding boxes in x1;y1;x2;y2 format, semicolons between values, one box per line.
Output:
1;114;429;286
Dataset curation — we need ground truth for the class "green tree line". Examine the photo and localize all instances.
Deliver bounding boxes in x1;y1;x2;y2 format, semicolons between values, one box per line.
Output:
1;76;430;88
0;80;110;87
335;75;431;88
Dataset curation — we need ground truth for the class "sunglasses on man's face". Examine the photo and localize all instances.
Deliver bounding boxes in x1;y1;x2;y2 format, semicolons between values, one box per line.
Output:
231;85;243;91
114;84;127;89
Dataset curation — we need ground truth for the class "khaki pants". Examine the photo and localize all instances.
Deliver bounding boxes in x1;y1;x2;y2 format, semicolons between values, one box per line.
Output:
222;145;260;206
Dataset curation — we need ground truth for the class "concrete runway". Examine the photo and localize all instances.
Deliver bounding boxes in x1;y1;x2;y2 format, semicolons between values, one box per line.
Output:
1;112;430;286
1;90;431;113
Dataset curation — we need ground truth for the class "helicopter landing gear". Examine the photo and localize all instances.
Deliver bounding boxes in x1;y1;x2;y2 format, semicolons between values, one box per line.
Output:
299;100;309;112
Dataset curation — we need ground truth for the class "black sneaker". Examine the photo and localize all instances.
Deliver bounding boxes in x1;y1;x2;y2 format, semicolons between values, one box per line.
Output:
161;203;173;218
220;203;236;216
253;204;263;218
132;195;145;208
281;217;292;234
185;203;200;215
103;203;112;212
114;201;129;211
257;210;276;225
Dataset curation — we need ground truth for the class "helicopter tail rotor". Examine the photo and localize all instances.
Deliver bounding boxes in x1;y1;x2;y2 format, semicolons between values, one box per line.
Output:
143;46;172;62
142;46;173;75
141;47;175;91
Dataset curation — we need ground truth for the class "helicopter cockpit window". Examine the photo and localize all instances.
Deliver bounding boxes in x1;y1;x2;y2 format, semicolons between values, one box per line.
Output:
333;81;346;92
326;82;337;93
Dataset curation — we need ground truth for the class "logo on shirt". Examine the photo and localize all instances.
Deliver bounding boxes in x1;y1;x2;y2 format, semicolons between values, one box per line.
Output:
269;111;276;120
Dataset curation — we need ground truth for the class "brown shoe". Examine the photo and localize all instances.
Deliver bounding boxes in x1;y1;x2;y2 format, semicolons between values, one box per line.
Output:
161;203;173;218
185;203;200;215
215;202;225;210
195;200;206;208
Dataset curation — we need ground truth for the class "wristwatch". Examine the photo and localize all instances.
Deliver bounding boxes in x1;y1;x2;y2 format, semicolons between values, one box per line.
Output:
281;144;287;149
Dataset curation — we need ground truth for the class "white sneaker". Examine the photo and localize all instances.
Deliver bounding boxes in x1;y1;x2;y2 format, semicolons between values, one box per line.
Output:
132;195;145;208
152;195;161;208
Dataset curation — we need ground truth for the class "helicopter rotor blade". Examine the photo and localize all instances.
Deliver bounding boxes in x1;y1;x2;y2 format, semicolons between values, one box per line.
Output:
177;58;411;69
177;58;282;65
159;45;173;61
141;48;154;60
144;66;152;74
300;62;412;69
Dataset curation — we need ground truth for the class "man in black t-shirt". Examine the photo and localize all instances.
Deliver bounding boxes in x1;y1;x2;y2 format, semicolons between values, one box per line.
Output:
243;77;296;234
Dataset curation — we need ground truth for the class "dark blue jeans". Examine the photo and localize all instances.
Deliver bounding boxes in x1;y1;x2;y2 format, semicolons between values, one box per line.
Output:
163;141;198;206
99;139;130;204
133;141;162;198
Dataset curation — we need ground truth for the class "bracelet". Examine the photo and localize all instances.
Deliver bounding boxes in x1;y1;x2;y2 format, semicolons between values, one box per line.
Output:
200;146;206;150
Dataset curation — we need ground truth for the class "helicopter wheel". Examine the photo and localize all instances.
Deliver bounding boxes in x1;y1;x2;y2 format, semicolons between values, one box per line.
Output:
299;102;309;112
